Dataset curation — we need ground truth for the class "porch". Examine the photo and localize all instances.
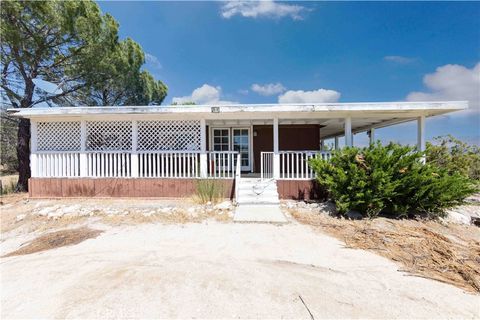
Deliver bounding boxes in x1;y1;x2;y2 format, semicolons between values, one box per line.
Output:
10;101;466;199
28;118;333;200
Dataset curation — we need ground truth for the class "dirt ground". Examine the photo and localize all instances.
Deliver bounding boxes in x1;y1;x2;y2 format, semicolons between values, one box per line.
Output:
289;207;480;294
1;195;479;319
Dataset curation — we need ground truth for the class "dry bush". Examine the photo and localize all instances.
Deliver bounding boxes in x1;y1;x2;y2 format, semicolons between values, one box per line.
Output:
291;209;480;294
194;179;225;204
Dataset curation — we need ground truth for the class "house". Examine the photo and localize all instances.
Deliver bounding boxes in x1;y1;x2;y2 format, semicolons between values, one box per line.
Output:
9;101;467;201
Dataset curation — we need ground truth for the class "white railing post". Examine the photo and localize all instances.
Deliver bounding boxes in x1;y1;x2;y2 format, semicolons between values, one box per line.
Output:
200;119;207;178
30;121;38;177
260;152;264;180
131;120;139;177
417;115;426;164
344;117;352;147
80;120;87;177
235;153;241;203
273;117;280;179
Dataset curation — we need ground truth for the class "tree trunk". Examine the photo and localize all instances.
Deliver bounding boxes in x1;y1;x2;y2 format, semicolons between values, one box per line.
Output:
15;118;31;192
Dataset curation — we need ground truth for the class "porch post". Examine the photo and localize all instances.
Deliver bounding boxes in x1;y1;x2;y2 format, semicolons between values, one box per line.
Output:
30;121;38;177
79;120;87;177
131;120;139;177
273;117;280;179
200;118;208;177
344;117;353;147
417;115;426;164
368;128;375;145
334;136;340;150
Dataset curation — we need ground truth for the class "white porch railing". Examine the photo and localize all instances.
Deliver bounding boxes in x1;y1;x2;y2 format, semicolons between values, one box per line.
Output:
33;151;239;179
260;151;274;180
35;150;330;180
138;151;200;178
207;151;237;179
87;152;131;178
261;150;333;180
36;152;80;177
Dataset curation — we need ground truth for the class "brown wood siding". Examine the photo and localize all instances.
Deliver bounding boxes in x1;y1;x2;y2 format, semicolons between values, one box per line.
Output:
252;125;320;172
29;178;235;199
277;180;327;201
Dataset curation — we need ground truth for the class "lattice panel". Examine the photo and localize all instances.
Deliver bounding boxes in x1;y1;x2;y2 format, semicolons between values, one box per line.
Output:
86;121;132;151
37;121;81;151
138;120;201;151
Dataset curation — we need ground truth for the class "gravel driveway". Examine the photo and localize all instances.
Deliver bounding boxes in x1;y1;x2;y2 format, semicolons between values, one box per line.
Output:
1;222;478;319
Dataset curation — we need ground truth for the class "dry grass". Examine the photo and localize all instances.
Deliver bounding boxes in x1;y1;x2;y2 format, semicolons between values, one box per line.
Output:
3;227;103;257
100;209;232;226
290;209;480;294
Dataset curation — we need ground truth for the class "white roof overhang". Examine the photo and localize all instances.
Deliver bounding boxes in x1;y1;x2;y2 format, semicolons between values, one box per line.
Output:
6;101;468;139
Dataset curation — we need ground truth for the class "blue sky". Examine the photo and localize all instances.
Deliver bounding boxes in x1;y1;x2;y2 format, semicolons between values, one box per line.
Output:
98;1;480;146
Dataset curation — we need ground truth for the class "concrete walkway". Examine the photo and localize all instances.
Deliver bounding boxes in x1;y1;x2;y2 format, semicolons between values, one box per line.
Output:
234;204;288;223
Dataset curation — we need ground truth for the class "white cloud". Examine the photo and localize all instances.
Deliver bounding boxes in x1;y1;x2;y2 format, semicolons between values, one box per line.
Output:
278;88;341;103
406;62;480;113
220;1;306;20
251;82;286;96
384;55;416;64
172;84;237;105
145;53;162;70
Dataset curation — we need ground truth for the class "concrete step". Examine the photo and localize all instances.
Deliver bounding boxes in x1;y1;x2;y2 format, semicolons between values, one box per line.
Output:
239;184;277;190
239;178;275;184
238;184;277;190
237;197;280;205
237;190;279;198
239;183;277;191
234;178;284;222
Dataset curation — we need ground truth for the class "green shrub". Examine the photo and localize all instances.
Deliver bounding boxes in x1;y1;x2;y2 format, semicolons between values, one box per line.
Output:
426;135;480;181
195;179;225;204
0;115;18;174
309;143;477;219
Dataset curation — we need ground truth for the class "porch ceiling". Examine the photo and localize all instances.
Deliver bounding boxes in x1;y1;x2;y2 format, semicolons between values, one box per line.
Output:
318;117;417;139
205;117;422;139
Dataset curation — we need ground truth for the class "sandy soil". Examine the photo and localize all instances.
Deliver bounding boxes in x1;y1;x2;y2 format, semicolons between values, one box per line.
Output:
289;207;480;294
1;220;479;318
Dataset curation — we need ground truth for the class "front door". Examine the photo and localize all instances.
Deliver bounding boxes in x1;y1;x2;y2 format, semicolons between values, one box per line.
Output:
211;127;251;172
232;128;251;171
